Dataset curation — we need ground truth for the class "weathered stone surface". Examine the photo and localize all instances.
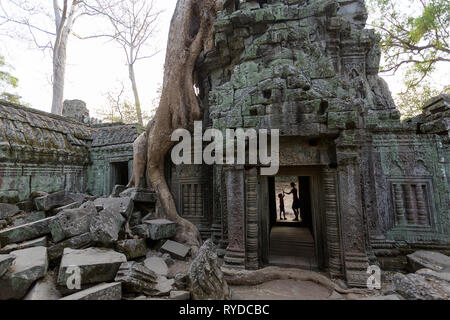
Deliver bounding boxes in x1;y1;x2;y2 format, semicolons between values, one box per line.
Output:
144;257;169;276
0;254;15;278
47;233;92;261
57;248;127;286
407;251;450;273
188;240;231;300
112;185;126;197
393;273;449;300
129;211;142;227
416;268;450;283
0;204;20;219
0;217;53;246
160;240;190;260
154;276;175;296
114;261;158;295
362;294;402;300
170;290;190;300
131;224;150;238
49;201;97;243
119;188;157;203
0;236;47;254
94;197;134;219
115;239;147;260
24;270;61;300
60;282;122;300
34;191;87;212
89;208;125;245
143;219;177;240
0;247;48;300
11;211;46;227
52;202;79;215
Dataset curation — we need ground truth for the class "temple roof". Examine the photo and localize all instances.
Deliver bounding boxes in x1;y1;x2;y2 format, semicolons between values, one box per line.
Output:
91;124;140;147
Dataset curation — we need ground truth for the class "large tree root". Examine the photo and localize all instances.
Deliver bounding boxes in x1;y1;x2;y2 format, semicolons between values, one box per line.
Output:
222;266;370;295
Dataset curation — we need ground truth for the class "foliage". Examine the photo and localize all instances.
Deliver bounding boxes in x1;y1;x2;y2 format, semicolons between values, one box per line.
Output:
0;55;21;103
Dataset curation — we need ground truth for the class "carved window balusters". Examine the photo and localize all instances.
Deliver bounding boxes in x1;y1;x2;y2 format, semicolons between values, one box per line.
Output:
392;182;431;227
181;183;204;218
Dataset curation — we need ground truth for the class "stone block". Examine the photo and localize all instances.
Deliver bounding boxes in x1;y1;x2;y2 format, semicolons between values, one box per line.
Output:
11;211;46;227
0;236;47;254
0;204;20;219
89;208;125;245
0;247;48;300
154;276;175;296
57;248;127;286
24;270;62;300
131;224;151;239
160;240;190;260
407;251;450;273
143;219;177;240
120;188;157;204
170;290;191;300
0;254;15;278
60;282;122;300
393;273;449;300
52;202;79;215
115;239;147;260
0;217;53;246
34;191;87;212
115;261;158;295
144;257;169;276
94;197;134;219
47;233;92;261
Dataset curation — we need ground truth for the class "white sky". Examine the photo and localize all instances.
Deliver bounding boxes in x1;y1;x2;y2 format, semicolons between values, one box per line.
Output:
0;0;447;117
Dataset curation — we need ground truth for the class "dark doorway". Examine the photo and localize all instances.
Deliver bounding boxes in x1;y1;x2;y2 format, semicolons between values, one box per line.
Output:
111;161;129;191
267;175;318;270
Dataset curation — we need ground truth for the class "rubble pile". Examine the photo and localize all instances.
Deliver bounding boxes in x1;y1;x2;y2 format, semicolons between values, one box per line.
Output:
0;189;194;300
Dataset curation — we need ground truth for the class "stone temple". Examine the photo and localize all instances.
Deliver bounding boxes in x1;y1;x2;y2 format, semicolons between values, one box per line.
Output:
0;0;449;290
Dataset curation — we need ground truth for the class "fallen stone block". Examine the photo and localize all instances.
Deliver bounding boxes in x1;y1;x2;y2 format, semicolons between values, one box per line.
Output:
48;233;92;261
0;204;21;219
24;270;62;300
16;200;35;212
160;240;190;260
10;211;46;227
129;211;142;227
115;261;158;295
416;268;450;283
94;197;133;219
407;250;450;273
393;272;449;300
115;239;147;260
120;188;157;203
131;224;150;238
170;290;191;300
52;202;79;215
34;191;87;212
188;239;231;300
112;185;127;197
0;246;48;300
60;282;122;300
154;276;175;296
144;256;169;276
49;202;97;243
0;254;15;278
144;219;177;240
89;208;125;245
57;248;127;286
362;294;402;300
0;220;7;229
0;236;47;254
0;217;53;246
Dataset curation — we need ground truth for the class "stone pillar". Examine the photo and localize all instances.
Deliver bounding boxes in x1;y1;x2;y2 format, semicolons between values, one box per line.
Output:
336;132;370;287
224;165;246;268
245;167;259;269
322;167;343;278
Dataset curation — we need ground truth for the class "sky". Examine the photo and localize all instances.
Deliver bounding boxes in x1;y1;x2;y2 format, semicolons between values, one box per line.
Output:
0;0;447;118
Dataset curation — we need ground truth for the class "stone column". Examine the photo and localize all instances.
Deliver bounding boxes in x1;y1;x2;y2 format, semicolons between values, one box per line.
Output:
336;132;370;287
322;167;343;278
224;165;246;268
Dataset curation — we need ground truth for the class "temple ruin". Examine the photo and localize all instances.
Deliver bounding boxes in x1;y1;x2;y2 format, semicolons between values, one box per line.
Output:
0;0;449;294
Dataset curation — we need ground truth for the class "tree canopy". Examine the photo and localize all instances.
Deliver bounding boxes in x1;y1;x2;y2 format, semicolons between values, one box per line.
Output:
0;55;21;103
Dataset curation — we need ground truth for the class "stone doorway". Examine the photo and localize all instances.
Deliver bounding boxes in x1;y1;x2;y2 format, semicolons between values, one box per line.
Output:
262;167;326;270
110;161;129;192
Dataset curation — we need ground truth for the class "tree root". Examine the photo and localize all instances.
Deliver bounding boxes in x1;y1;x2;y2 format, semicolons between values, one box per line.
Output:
222;266;370;295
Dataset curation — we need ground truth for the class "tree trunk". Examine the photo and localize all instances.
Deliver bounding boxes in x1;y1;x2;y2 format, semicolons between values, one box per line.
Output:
129;63;144;126
51;32;68;115
129;0;218;251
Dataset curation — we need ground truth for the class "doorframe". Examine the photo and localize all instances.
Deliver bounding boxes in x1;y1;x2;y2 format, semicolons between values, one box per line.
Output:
259;166;326;269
